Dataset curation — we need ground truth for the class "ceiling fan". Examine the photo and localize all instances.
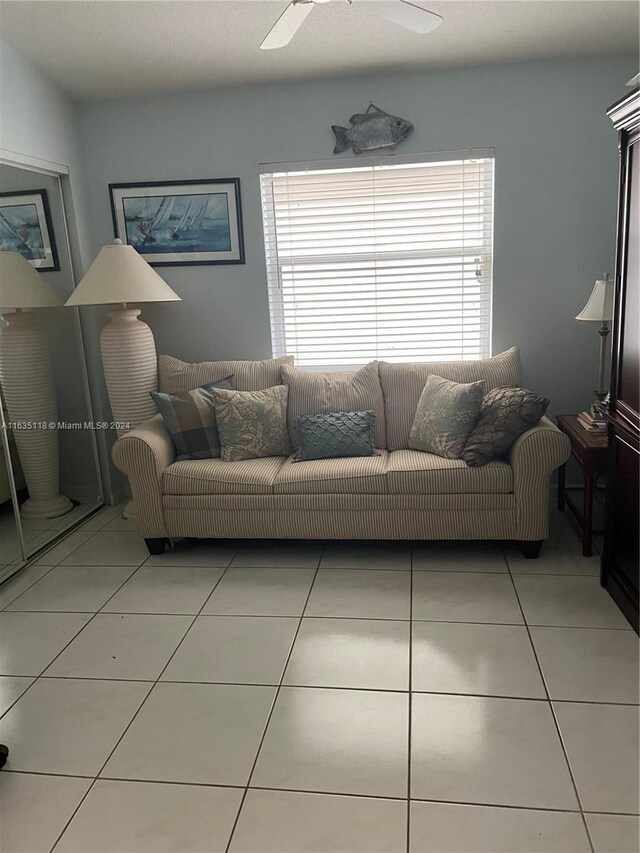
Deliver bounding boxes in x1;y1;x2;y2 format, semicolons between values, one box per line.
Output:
260;0;443;50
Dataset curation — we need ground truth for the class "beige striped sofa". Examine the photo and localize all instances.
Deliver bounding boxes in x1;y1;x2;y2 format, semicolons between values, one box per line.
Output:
112;348;570;558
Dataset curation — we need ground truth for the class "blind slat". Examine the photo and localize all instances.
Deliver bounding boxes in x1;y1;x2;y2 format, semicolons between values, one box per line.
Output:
260;155;494;367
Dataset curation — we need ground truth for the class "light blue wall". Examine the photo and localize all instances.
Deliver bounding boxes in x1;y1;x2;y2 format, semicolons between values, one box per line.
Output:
77;55;635;419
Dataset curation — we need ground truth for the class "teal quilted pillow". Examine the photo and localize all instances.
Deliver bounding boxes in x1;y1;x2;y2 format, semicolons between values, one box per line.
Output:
294;410;376;462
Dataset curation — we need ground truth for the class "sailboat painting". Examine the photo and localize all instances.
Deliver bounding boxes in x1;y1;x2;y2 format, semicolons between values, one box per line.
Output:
109;179;245;266
0;190;60;271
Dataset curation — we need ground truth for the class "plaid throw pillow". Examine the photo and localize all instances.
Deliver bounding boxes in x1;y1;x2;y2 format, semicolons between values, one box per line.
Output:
150;378;232;460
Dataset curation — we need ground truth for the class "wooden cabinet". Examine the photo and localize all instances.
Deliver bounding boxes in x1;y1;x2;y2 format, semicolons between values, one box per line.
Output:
602;89;639;633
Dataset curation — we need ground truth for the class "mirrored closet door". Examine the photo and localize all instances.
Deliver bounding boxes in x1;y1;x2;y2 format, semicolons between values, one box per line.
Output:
0;162;103;581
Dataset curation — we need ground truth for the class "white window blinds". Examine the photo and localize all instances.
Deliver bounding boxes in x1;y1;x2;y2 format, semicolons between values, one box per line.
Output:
260;152;494;368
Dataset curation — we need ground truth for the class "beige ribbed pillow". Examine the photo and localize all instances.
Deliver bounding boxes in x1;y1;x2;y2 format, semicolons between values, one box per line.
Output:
159;355;294;394
282;361;386;450
379;348;521;451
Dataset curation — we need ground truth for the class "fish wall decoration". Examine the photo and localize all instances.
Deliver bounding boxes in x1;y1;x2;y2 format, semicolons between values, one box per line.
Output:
332;103;413;155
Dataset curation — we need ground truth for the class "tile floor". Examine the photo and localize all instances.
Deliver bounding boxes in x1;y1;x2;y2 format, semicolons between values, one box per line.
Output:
0;508;638;853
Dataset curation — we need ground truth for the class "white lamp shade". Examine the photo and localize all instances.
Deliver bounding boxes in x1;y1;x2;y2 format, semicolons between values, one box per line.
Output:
576;278;614;323
0;251;64;308
66;240;181;306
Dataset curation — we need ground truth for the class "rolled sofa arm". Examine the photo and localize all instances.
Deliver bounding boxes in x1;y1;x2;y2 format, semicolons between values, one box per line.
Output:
508;416;571;540
111;413;175;538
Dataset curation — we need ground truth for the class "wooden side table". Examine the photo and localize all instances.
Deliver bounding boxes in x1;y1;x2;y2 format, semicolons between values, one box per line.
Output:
556;415;608;557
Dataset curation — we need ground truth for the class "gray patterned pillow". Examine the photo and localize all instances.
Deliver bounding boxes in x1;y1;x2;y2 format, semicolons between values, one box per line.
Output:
150;378;232;460
212;385;292;462
462;387;549;467
294;411;376;462
409;374;485;459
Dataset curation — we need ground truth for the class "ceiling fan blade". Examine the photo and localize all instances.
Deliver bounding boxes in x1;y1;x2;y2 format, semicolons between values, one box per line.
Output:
260;1;315;50
356;0;443;34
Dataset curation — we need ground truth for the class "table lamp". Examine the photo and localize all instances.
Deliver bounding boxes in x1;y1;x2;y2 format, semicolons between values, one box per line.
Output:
66;239;180;516
0;251;73;518
575;274;614;415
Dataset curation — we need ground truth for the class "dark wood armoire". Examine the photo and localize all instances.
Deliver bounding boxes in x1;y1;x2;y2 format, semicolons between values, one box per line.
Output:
602;88;639;633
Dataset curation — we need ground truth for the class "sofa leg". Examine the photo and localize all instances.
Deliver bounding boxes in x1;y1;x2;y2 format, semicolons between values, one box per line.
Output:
521;540;543;559
145;537;166;556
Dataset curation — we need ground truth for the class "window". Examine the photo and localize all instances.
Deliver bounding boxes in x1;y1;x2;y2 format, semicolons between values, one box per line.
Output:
260;151;494;368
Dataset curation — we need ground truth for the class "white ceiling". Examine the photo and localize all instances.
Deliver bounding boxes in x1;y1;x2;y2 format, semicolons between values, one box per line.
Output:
1;0;637;101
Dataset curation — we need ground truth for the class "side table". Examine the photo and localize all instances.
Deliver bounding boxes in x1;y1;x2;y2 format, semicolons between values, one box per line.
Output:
556;415;608;557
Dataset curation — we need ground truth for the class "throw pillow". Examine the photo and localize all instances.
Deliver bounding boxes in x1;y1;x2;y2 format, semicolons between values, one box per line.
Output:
281;361;386;450
294;411;376;462
409;374;485;459
462;386;549;467
212;385;292;462
150;378;232;460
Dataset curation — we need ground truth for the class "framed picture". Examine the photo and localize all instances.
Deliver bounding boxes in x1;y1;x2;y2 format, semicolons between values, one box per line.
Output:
109;179;245;266
0;189;60;271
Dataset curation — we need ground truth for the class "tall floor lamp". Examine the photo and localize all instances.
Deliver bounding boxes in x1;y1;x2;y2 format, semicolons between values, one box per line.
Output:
575;274;614;415
0;251;73;518
66;239;180;517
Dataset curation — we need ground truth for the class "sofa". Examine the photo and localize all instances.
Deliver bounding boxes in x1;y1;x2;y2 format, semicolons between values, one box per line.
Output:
112;347;570;557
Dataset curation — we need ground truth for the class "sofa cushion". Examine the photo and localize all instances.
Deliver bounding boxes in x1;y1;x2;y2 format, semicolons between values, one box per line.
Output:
295;410;376;462
274;451;389;494
163;456;286;495
282;362;386;450
409;375;485;459
159;354;294;394
387;449;513;494
380;347;521;450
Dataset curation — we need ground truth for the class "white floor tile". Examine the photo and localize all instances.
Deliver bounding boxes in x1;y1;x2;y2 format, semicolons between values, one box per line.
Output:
412;622;545;698
306;570;411;620
554;702;640;814
320;541;411;570
145;539;238;567
0;563;54;609
507;512;600;576
0;772;91;853
230;789;407;853
584;813;640;853
0;675;34;716
252;686;409;798
6;565;136;612
0;677;150;775
412;572;523;624
100;513;138;532
103;565;225;614
60;532;150;567
32;529;95;566
411;693;578;809
102;682;275;785
202;567;315;616
77;503;127;531
513;576;631;629
162;615;298;684
410;801;590;853
232;540;324;568
531;626;640;703
413;541;508;572
284;618;410;690
0;611;91;675
56;779;243;853
45;614;192;680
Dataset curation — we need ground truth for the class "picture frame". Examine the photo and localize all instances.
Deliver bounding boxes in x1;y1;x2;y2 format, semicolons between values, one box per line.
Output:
109;179;245;266
0;189;60;271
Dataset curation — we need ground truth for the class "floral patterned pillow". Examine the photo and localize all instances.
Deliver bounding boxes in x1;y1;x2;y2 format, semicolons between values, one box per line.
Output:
409;374;485;459
211;385;292;462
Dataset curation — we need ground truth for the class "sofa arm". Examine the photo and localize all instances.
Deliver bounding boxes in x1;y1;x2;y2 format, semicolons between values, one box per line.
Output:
111;414;175;538
507;416;571;540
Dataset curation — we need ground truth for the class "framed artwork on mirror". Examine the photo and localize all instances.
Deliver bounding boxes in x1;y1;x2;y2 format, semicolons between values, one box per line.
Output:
0;189;60;271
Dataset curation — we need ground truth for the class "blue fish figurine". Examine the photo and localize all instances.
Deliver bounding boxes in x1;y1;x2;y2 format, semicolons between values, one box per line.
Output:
332;103;413;155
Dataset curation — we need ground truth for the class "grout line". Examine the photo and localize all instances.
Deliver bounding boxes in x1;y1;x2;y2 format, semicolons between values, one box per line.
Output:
504;549;597;853
223;543;326;853
406;542;414;853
